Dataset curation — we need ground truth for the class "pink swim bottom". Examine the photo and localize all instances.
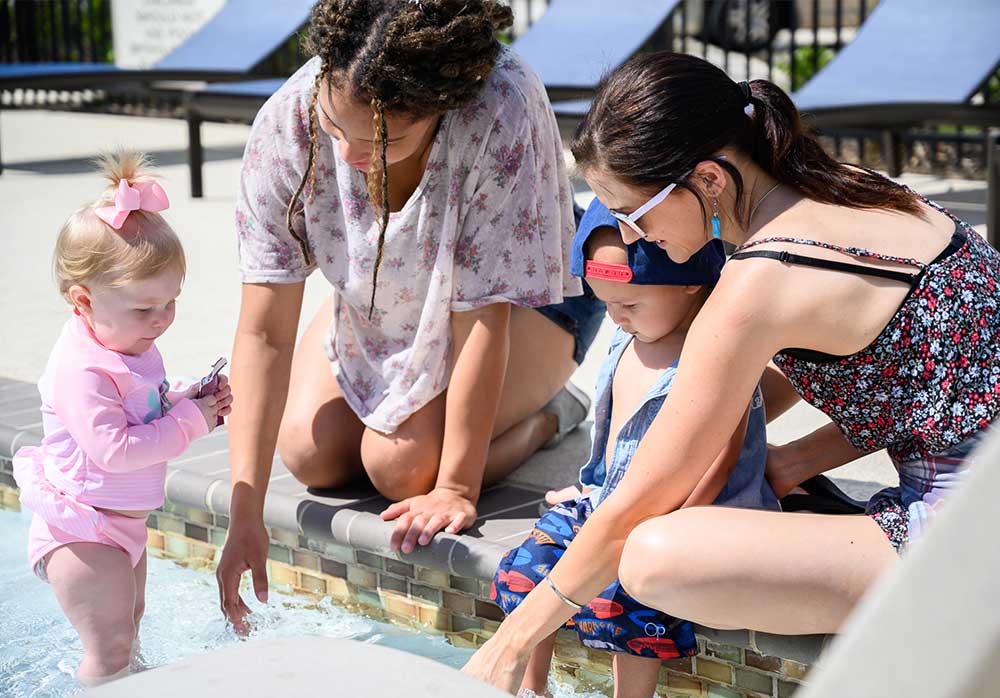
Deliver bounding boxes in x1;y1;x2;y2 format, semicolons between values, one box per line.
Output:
14;451;150;582
29;512;149;582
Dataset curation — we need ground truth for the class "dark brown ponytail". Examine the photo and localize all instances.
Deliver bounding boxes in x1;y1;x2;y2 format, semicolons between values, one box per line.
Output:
572;52;922;225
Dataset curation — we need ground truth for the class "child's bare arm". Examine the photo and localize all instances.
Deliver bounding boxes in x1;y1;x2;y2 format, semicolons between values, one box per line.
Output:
55;367;213;473
680;402;751;508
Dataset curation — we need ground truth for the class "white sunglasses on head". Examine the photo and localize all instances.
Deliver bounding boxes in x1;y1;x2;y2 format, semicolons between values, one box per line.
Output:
607;159;724;240
608;181;680;240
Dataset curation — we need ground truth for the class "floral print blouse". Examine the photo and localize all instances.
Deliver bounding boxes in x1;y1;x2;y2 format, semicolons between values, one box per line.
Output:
236;48;580;433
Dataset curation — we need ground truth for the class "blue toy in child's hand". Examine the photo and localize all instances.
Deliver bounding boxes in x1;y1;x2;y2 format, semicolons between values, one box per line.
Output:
197;357;228;426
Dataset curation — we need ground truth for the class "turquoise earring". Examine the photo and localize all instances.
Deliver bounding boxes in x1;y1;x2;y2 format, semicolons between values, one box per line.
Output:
711;198;722;239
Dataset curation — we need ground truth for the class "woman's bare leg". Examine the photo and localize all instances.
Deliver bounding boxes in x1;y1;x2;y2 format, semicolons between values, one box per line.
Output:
359;304;578;500
276;296;366;489
279;302;577;496
492;305;577;437
618;507;897;634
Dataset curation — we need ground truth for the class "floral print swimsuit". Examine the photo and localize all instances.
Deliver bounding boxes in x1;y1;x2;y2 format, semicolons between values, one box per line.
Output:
731;198;1000;552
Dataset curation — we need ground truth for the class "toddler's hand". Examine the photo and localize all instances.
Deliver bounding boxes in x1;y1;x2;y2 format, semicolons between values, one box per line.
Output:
544;485;584;505
193;374;232;431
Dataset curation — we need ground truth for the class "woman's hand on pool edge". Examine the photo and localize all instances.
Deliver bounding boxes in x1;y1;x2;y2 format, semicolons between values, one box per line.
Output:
381;487;478;553
216;514;270;634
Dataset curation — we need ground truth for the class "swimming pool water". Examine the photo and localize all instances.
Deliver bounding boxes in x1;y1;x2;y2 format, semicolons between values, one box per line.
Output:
0;509;606;697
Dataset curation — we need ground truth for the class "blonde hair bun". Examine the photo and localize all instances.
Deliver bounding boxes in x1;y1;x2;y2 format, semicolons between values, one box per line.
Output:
53;149;185;303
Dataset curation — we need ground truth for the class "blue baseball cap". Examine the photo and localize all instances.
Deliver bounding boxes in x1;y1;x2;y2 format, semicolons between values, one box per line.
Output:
570;197;725;285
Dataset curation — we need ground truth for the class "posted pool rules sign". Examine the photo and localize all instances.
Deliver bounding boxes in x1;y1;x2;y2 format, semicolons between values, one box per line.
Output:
111;0;226;68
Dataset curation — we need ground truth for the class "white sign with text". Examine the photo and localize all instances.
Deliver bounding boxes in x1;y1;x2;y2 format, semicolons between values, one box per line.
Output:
111;0;226;68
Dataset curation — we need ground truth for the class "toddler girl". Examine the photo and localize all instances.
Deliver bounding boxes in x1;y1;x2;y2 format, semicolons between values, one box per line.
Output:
12;150;232;685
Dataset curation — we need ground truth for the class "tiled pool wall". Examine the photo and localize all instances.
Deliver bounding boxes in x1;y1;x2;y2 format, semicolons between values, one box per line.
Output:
0;462;808;698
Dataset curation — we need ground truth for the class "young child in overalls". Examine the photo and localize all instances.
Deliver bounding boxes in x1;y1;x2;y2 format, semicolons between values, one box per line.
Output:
492;198;780;698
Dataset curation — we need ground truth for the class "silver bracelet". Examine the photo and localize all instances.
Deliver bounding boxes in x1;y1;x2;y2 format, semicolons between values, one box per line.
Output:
545;576;583;610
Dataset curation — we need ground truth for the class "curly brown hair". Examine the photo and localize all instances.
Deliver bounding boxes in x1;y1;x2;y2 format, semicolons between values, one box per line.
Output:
287;0;513;318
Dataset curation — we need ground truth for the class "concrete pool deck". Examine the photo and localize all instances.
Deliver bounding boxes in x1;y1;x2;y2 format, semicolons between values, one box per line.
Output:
1;109;993;696
87;636;510;698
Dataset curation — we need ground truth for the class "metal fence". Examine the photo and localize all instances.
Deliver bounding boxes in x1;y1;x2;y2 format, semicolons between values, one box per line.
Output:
2;0;997;179
1;0;113;63
517;0;998;180
0;0;879;85
650;1;998;179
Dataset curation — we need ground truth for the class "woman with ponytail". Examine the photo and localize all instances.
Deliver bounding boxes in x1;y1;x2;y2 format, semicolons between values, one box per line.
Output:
465;52;1000;691
218;0;604;628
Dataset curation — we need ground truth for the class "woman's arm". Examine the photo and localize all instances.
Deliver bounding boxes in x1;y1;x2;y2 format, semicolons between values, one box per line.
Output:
759;363;801;422
463;274;785;690
216;281;304;629
767;421;868;497
227;282;304;516
758;362;866;496
384;302;511;552
438;302;511;499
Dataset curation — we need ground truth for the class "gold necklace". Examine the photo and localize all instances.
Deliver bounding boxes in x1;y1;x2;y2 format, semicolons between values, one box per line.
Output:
748;181;781;227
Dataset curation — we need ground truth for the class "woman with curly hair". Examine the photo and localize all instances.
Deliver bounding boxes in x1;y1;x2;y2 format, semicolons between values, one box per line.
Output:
216;0;604;628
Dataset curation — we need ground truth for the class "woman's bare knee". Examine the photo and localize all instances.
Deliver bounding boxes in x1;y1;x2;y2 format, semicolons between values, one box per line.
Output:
279;296;365;489
277;418;360;489
619;511;706;610
362;439;439;501
360;393;444;501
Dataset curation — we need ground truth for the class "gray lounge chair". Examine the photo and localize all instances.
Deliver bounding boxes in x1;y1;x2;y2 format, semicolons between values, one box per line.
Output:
0;0;315;89
794;0;1000;240
0;0;316;174
511;0;682;100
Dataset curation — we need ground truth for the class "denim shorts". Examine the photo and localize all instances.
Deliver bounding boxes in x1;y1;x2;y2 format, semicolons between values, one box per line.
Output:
535;281;605;365
534;202;607;365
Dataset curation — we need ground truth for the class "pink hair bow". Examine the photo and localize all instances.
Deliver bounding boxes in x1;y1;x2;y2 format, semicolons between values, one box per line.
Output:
94;179;170;229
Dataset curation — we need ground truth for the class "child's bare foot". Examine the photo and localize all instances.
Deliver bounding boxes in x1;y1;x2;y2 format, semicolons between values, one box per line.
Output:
77;665;130;687
516;689;552;698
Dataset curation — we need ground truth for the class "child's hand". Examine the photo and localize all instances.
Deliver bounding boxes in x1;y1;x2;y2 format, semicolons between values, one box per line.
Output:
544;485;584;505
193;374;232;431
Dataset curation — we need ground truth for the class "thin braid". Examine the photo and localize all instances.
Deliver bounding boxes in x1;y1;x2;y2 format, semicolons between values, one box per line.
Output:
367;99;390;320
285;70;323;264
304;70;322;204
306;91;321;202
